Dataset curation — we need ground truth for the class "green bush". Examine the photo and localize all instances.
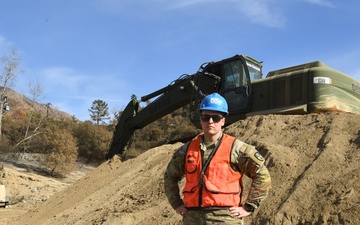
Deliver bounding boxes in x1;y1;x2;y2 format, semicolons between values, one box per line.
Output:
73;123;112;162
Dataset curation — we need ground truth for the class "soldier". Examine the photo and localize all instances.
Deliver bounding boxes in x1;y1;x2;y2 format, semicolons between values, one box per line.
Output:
164;93;271;224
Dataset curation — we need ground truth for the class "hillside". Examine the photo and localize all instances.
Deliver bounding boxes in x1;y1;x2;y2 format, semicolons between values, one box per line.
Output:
0;87;74;120
1;112;359;225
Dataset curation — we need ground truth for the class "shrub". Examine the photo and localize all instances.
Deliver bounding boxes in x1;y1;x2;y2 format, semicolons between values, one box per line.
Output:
73;123;112;163
41;125;78;176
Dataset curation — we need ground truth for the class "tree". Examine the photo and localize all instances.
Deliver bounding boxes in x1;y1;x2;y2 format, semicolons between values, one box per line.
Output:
15;79;46;152
42;125;78;176
73;122;112;162
89;99;110;125
0;48;21;138
28;79;45;107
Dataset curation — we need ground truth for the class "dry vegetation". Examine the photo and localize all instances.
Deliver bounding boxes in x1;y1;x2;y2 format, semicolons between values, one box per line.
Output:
0;87;198;176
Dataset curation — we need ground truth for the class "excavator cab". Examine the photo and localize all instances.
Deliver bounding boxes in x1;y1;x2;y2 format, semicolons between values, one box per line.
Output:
190;55;262;127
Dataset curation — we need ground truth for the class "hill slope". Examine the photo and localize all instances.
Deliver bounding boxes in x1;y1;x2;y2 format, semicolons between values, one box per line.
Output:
2;112;360;225
1;86;74;120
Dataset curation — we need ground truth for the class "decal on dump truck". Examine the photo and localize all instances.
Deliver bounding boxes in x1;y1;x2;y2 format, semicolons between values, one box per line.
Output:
314;77;332;84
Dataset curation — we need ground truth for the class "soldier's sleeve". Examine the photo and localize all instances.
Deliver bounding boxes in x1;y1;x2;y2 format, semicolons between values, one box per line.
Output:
164;143;188;210
231;139;272;208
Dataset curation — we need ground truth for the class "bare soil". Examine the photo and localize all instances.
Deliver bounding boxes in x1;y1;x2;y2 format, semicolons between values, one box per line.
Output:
1;112;359;225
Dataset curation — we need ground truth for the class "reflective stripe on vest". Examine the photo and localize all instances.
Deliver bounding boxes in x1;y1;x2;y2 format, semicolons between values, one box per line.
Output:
183;134;242;208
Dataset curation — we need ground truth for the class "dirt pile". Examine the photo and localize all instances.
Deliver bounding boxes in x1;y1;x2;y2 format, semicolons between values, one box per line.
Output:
1;112;359;225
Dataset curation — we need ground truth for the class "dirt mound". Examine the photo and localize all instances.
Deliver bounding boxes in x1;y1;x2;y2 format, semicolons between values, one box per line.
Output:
2;112;360;225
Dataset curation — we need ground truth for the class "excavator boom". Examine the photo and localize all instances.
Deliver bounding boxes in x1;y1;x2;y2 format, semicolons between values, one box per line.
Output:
106;74;197;159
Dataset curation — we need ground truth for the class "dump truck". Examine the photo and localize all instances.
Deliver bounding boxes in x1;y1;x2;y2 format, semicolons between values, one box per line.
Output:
106;54;360;159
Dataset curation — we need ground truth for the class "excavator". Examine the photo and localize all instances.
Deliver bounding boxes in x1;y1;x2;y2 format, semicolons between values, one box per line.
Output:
106;54;360;159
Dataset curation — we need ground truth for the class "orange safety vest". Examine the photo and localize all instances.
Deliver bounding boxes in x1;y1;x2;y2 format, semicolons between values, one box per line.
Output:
183;134;243;209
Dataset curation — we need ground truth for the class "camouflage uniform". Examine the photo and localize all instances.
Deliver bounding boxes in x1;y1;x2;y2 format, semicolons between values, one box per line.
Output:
164;134;271;225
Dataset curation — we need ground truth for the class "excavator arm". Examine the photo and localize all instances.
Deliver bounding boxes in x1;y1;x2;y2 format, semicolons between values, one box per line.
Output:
106;72;220;159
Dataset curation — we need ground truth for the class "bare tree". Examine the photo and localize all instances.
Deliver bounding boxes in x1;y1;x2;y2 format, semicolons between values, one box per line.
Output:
17;80;46;151
0;48;21;138
28;79;45;107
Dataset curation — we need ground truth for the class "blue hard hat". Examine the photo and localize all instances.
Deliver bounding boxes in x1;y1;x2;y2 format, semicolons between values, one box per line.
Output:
199;93;228;115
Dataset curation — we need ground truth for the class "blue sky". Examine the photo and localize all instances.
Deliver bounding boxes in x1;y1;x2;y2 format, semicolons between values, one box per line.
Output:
1;0;359;121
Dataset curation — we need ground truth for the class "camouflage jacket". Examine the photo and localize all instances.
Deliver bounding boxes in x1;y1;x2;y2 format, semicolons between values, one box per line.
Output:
164;133;272;210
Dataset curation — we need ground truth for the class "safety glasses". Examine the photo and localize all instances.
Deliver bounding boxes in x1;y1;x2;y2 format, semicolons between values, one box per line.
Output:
200;114;224;123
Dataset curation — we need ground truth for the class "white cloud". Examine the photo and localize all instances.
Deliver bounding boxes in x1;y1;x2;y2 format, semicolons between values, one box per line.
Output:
39;66;129;102
162;0;215;10
0;34;14;52
91;0;286;28
164;0;286;28
304;0;335;8
41;67;87;94
33;66;130;121
0;35;5;45
234;0;286;28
